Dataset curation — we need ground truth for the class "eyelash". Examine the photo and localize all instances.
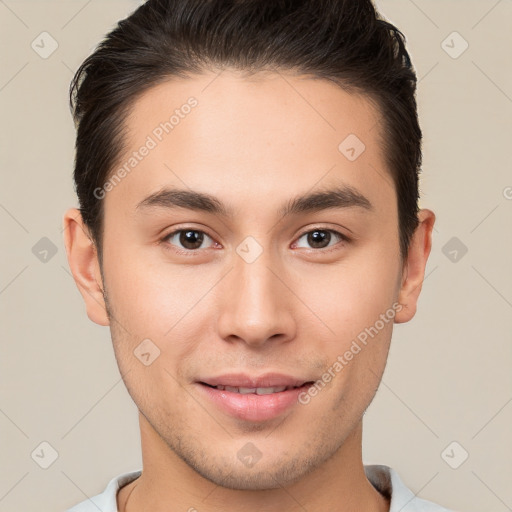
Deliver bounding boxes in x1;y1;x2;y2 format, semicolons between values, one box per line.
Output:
160;227;350;255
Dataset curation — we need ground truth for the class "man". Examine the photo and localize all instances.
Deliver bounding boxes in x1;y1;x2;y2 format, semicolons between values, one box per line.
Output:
63;0;453;510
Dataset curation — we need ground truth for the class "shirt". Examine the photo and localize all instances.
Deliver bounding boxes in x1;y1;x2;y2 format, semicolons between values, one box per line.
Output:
65;464;455;512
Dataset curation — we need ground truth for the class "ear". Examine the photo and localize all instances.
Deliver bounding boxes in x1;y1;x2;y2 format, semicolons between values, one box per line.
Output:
394;208;436;324
62;208;110;326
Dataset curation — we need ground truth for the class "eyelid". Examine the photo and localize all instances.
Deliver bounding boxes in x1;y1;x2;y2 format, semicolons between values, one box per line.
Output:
295;225;350;240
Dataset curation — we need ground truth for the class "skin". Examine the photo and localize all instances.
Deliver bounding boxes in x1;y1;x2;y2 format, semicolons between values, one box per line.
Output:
63;69;435;512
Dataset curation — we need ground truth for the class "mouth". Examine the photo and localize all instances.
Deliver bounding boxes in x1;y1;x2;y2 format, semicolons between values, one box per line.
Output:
200;383;309;394
196;375;316;422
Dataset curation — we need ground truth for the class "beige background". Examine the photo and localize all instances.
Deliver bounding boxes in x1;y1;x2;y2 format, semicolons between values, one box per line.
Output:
1;1;511;511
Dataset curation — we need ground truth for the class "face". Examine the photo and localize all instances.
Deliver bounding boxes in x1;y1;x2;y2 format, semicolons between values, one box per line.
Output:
66;69;431;490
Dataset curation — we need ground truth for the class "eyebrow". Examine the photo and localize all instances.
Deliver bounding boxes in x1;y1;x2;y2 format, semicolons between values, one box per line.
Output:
135;185;373;218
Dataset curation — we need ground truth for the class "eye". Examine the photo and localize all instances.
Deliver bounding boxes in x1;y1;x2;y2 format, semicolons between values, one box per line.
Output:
294;228;349;250
162;229;216;251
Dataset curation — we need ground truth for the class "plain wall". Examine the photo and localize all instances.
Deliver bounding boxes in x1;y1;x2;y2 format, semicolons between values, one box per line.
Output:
1;1;511;511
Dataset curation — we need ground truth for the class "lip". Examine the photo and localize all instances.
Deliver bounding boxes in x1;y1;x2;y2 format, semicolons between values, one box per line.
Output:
196;373;315;422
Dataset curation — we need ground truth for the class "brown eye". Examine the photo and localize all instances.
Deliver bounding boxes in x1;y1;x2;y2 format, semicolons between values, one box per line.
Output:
295;229;348;250
308;230;331;249
164;229;214;251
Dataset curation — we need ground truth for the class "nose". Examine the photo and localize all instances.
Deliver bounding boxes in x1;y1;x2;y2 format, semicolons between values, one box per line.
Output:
216;247;297;348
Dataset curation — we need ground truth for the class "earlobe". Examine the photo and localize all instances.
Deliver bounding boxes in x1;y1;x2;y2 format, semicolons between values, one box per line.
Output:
394;209;436;324
62;208;110;326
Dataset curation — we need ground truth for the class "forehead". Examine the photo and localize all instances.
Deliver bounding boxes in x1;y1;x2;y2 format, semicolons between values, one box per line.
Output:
106;69;395;219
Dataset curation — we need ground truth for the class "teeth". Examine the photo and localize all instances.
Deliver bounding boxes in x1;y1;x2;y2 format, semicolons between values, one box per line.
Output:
214;385;291;394
256;386;287;394
238;387;257;394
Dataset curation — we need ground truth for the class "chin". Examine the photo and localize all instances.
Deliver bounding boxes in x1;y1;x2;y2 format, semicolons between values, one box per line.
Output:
185;450;320;491
198;465;306;490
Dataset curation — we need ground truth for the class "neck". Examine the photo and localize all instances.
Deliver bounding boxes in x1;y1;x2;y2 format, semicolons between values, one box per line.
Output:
118;413;389;512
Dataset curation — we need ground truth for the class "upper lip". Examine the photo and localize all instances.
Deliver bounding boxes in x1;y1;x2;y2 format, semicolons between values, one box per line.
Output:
199;372;313;388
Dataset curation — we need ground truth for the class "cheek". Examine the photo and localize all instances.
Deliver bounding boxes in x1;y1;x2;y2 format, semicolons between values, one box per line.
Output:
103;247;215;377
294;248;400;343
103;243;208;335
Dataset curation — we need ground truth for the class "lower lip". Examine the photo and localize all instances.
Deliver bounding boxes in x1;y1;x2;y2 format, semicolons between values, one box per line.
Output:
197;382;313;422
